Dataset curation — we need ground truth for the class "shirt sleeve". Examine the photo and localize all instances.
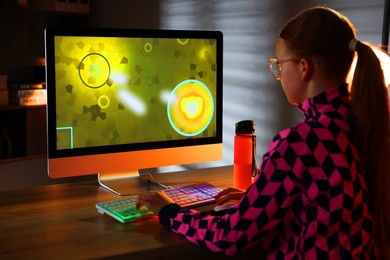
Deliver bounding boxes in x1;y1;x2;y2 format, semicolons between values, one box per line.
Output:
158;130;303;256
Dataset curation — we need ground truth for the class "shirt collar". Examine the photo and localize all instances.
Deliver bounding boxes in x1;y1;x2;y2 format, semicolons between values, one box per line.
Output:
297;84;350;119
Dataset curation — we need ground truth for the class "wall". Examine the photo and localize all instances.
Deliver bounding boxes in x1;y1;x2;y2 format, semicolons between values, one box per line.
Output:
87;0;160;29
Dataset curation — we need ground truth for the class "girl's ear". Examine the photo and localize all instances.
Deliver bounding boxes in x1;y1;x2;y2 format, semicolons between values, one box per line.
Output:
300;58;313;81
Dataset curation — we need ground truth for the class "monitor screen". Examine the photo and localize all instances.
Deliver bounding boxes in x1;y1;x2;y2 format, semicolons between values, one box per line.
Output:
45;27;223;195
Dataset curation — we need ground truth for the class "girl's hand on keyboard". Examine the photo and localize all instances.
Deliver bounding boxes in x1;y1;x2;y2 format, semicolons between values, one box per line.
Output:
136;190;175;214
214;187;245;205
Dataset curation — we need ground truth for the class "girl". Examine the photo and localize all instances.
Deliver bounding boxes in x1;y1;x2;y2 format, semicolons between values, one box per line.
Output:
137;6;390;259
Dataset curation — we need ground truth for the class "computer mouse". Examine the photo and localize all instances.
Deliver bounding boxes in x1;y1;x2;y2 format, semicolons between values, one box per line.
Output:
214;201;237;212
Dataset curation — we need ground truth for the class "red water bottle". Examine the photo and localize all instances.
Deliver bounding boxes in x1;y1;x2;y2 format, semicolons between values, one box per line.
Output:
233;120;257;190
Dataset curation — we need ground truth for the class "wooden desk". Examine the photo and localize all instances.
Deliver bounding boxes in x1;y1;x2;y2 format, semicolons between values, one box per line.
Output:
0;165;263;259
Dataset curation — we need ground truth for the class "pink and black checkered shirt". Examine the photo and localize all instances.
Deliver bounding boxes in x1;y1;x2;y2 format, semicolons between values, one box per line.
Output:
159;85;375;259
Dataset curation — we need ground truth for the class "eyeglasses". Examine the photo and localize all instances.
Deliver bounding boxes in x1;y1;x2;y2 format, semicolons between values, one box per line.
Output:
268;57;300;80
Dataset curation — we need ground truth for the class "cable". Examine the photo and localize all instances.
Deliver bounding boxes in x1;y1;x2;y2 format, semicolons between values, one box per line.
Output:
147;173;173;190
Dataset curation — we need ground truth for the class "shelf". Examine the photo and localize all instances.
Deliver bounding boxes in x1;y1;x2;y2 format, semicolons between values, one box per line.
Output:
0;1;90;15
0;0;88;162
0;57;45;68
0;105;46;112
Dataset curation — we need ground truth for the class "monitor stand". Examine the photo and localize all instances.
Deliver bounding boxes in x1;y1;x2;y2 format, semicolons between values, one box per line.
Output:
98;170;163;196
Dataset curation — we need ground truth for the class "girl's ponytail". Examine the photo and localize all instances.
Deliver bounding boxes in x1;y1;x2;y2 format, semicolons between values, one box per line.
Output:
350;40;390;260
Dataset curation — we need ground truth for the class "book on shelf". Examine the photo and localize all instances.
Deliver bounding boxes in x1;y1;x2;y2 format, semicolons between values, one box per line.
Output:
8;82;46;90
8;82;47;106
0;90;8;106
9;96;47;106
0;75;7;91
0;75;8;105
9;89;47;98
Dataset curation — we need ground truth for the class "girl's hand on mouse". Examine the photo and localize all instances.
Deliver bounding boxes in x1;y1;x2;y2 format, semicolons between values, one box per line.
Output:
136;190;175;214
214;187;245;205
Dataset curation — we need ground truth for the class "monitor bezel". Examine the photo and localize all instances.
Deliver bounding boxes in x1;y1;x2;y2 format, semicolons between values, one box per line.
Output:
45;27;223;161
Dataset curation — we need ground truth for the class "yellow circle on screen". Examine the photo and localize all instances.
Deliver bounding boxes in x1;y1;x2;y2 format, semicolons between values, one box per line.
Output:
167;79;214;136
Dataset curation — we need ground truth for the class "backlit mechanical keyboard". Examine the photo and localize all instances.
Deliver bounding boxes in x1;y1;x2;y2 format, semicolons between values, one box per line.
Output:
165;182;222;208
96;195;154;223
96;182;222;223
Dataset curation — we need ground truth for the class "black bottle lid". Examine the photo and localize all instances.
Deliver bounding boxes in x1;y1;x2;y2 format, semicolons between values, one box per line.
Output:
235;120;256;134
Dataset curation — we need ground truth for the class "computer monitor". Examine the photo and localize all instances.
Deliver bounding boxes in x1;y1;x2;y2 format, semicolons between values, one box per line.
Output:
44;27;223;195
